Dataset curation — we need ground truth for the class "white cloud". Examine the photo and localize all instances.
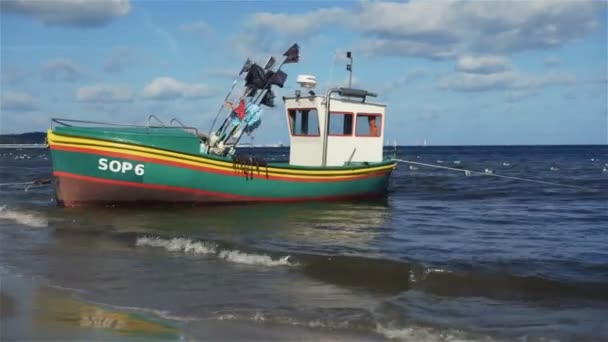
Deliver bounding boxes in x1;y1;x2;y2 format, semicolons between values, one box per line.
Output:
41;58;85;82
242;0;604;60
180;20;213;36
1;91;38;111
359;38;458;60
0;0;130;28
206;68;239;79
103;47;134;73
403;68;429;84
380;68;429;96
0;65;30;85
439;70;576;92
456;55;511;74
141;77;214;100
544;56;561;68
232;7;344;57
506;90;539;103
144;14;178;53
76;84;134;103
247;8;343;37
416;106;443;121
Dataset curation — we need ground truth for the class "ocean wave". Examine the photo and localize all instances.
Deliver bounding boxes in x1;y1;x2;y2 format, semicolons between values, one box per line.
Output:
136;235;608;300
218;250;293;266
136;236;217;255
0;205;47;228
375;323;494;342
136;236;296;267
299;254;608;301
208;310;367;331
208;310;497;341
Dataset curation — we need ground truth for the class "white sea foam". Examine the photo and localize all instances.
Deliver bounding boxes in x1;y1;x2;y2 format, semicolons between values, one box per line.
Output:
212;312;352;330
0;205;47;228
217;314;237;321
376;324;488;342
136;236;295;267
218;250;293;267
136;236;217;255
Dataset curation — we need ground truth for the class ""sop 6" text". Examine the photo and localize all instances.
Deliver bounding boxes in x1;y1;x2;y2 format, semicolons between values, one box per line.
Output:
98;158;145;176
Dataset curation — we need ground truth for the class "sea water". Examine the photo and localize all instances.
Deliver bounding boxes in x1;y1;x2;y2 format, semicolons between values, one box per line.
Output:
1;145;607;341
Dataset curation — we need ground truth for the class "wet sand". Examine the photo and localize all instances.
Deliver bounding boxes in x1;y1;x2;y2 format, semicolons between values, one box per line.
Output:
0;272;384;341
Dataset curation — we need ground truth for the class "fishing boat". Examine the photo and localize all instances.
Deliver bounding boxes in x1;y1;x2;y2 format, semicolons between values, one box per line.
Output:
46;44;397;207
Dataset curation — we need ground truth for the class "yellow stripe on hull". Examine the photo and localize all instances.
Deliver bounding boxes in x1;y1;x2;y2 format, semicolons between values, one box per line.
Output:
47;130;397;179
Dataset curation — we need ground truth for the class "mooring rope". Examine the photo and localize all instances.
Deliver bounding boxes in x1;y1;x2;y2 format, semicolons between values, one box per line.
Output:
393;158;597;192
0;181;37;187
0;178;52;189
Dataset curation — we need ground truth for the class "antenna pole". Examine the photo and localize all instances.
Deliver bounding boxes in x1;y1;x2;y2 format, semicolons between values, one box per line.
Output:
346;51;352;88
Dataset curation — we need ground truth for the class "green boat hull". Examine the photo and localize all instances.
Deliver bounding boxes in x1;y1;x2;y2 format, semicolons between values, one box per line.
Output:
47;127;396;207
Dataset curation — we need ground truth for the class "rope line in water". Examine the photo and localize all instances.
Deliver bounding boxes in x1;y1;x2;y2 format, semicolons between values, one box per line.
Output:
0;178;52;188
0;181;37;187
392;158;597;192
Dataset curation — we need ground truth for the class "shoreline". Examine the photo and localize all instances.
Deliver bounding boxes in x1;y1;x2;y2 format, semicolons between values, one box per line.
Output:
0;271;386;341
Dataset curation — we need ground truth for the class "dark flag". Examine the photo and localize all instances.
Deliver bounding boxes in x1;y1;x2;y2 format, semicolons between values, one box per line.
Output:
245;64;266;89
283;43;299;63
264;56;276;70
240;58;252;75
261;89;275;107
268;70;287;88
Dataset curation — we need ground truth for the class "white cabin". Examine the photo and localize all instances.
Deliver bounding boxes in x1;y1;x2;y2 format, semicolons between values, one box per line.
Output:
283;79;386;167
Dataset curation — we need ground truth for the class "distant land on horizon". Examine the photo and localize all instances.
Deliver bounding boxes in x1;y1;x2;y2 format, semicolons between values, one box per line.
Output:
0;132;47;144
0;132;605;147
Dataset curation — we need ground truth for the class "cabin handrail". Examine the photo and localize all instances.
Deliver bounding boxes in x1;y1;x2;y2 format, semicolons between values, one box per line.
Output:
170;118;187;128
147;115;166;127
51;118;167;129
170;118;202;137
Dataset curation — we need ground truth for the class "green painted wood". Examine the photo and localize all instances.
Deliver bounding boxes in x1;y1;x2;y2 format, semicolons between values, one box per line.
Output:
50;149;392;200
50;127;397;172
53;126;202;155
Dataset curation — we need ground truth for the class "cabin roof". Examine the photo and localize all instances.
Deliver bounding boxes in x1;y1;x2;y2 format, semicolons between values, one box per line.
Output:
282;95;387;108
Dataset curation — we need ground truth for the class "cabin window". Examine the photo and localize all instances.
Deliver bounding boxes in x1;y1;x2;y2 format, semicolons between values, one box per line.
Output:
288;108;320;136
356;113;382;137
328;112;354;136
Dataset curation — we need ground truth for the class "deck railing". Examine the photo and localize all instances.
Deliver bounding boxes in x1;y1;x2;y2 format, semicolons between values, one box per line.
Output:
51;117;201;137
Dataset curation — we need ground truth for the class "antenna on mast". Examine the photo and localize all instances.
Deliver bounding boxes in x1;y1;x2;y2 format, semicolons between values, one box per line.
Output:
346;51;353;87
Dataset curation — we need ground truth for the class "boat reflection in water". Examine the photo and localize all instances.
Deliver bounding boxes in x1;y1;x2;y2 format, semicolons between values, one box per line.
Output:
49;199;391;250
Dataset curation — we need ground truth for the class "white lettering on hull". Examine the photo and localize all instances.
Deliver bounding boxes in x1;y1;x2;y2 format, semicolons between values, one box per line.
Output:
98;158;145;176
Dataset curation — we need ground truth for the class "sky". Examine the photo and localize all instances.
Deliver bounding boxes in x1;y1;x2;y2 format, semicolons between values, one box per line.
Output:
0;0;606;145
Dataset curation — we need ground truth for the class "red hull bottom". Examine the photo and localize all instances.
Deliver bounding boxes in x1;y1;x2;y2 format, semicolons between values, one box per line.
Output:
54;175;386;207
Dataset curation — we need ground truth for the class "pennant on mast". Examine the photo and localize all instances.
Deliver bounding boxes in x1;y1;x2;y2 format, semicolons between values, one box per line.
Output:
283;43;300;64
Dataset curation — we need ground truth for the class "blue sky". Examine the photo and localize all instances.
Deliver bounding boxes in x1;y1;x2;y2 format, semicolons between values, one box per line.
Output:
1;0;606;145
